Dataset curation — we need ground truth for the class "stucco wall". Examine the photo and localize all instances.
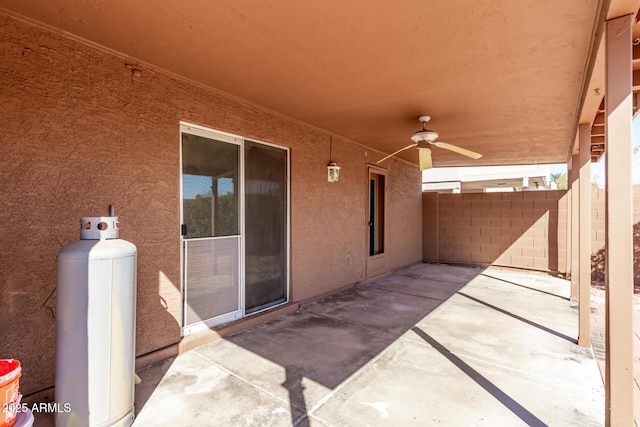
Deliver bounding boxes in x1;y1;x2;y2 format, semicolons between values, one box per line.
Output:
422;191;568;273
0;13;422;394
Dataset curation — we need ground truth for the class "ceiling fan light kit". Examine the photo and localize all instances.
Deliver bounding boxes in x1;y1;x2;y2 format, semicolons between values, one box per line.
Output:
377;115;483;170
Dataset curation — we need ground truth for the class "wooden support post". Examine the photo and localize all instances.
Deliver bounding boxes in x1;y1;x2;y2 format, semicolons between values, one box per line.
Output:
578;124;591;347
604;14;634;427
570;154;580;301
565;160;573;285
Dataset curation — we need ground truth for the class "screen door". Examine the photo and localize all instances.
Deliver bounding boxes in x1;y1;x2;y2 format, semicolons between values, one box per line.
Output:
181;128;242;333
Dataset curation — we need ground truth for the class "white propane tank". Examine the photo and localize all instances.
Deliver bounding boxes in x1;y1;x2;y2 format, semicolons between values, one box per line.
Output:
56;215;137;427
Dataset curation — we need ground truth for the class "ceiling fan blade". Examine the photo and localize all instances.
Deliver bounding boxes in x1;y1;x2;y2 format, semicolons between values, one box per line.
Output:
376;143;418;164
433;142;482;159
419;148;433;170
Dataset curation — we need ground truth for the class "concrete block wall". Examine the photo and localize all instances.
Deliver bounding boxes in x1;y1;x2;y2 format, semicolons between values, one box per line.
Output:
423;191;568;273
423;186;640;282
422;193;439;262
590;186;640;283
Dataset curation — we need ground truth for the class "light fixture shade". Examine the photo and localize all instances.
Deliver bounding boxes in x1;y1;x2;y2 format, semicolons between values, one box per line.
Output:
327;161;340;182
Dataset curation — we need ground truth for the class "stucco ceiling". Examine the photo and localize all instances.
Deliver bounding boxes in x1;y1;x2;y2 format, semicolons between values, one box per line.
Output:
0;0;609;167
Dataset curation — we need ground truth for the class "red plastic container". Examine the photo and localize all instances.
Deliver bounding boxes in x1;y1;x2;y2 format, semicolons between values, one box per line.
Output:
0;360;21;427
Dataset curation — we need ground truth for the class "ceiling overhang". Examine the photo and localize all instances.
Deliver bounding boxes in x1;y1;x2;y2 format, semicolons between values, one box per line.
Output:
572;0;640;163
0;1;625;168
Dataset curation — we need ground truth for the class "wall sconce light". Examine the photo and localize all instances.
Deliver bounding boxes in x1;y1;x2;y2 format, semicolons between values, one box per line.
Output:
327;161;341;182
327;135;340;182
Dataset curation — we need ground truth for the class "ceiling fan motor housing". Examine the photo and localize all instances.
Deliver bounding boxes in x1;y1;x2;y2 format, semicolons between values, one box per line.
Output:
410;130;439;143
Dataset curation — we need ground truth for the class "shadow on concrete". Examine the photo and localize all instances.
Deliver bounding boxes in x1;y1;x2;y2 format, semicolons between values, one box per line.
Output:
283;367;309;427
410;327;548;427
479;273;569;300
457;291;576;344
134;356;176;414
220;263;484;424
132;263;605;426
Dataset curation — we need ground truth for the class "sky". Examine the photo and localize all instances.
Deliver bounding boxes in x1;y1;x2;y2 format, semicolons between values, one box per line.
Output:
548;115;640;187
182;175;234;199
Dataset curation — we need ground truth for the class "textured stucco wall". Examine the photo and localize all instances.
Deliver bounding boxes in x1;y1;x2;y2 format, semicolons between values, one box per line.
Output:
386;161;423;270
422;191;568;273
0;13;422;394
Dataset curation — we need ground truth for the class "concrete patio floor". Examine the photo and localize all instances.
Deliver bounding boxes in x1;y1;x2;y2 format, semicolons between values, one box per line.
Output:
131;263;604;426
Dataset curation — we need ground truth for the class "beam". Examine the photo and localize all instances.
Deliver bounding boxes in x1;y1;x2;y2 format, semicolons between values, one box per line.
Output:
607;0;640;19
578;124;591;347
604;14;635;427
568;0;610;164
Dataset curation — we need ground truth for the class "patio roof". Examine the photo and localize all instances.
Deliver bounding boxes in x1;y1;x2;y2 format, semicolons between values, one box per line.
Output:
0;0;622;167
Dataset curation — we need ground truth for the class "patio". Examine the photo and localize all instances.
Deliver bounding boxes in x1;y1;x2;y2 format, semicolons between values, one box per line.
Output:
127;263;603;426
2;1;638;423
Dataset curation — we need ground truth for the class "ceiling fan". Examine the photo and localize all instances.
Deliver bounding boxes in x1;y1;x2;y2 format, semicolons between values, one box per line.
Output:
377;115;482;170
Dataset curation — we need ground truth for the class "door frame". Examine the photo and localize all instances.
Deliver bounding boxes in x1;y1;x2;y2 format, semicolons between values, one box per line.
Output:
178;122;290;335
366;165;388;278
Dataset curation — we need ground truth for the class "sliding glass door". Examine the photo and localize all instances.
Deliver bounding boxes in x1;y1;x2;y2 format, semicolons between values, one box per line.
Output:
180;124;288;334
